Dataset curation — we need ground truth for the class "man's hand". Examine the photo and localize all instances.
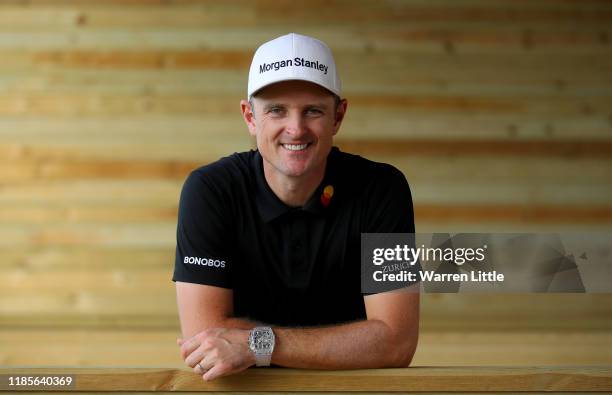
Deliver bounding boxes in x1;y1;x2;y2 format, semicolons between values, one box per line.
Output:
177;328;255;381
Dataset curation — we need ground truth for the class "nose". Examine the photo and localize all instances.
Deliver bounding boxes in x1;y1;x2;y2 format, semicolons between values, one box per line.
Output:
284;111;307;138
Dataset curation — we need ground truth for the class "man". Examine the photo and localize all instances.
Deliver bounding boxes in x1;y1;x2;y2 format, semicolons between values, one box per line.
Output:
172;33;419;381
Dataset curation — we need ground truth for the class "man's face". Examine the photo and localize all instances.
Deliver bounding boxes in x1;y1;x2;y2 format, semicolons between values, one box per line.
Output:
241;80;346;181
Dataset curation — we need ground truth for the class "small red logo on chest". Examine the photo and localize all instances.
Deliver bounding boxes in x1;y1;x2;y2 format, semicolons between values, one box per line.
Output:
320;185;334;207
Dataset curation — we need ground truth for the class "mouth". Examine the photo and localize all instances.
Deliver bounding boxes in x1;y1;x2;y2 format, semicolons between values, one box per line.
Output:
281;143;311;152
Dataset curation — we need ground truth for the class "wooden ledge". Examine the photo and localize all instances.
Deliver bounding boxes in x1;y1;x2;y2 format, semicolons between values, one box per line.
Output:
1;366;612;392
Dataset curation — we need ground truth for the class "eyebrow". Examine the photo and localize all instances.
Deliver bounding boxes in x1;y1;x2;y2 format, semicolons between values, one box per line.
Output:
305;103;329;108
262;102;329;111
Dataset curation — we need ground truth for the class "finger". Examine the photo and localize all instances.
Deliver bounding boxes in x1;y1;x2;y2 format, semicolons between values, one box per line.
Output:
185;349;208;369
194;357;215;375
180;336;201;360
176;338;183;346
193;346;219;371
194;361;205;375
202;362;232;382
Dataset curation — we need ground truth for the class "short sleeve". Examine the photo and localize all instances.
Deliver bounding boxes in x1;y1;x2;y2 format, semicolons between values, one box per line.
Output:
365;165;415;234
172;170;233;288
362;165;419;294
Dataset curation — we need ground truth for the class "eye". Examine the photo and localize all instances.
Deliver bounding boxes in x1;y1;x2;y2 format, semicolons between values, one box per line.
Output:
305;108;323;116
267;107;285;116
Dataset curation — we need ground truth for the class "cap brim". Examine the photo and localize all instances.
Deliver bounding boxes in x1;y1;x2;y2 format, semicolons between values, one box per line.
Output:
249;78;340;99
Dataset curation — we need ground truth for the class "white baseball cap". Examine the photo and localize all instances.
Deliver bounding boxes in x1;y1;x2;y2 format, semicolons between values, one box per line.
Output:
247;33;342;99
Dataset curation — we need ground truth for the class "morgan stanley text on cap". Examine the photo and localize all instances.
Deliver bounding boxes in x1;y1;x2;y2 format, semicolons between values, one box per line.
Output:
247;33;342;99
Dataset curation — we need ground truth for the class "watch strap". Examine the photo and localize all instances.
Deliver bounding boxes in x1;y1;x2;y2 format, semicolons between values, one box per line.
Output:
255;352;272;367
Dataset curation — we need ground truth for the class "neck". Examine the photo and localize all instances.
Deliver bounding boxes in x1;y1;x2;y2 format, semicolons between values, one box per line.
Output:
263;161;326;207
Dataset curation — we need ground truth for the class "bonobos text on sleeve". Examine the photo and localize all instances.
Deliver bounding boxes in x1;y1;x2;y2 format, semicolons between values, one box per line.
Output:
172;170;233;288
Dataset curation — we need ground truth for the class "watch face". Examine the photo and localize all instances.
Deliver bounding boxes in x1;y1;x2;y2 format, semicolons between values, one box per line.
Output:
252;328;274;352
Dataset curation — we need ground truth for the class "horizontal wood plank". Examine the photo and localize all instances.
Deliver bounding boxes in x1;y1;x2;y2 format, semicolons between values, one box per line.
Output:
1;91;610;116
1;366;611;392
1;159;611;198
0;1;611;31
1;203;611;224
2;49;611;75
0;246;172;270
337;138;612;158
2;222;611;250
415;222;612;232
2;114;611;143
0;180;183;204
1;328;611;367
1;178;612;208
1;291;611;331
0;28;610;56
0;224;175;247
2;69;610;96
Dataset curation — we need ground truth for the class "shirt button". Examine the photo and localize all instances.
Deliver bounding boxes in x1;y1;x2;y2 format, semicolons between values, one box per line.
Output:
292;240;302;250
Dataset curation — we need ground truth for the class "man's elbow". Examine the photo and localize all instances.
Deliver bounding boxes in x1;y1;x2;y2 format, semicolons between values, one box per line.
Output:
392;345;416;367
386;333;418;368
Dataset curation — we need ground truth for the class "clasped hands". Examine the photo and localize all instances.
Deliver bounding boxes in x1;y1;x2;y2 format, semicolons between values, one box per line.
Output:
177;328;256;381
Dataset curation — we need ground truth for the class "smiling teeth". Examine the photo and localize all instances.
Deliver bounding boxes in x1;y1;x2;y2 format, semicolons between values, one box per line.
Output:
283;143;308;151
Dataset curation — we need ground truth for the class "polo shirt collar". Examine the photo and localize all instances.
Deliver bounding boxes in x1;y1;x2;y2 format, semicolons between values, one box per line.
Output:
253;147;339;223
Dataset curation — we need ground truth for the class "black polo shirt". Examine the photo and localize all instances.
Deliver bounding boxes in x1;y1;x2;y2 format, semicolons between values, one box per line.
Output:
172;147;414;327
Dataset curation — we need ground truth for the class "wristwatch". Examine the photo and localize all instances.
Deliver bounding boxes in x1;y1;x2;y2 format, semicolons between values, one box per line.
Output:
248;326;275;367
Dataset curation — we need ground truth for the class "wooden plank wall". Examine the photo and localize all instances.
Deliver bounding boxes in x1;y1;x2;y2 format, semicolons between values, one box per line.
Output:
1;0;611;367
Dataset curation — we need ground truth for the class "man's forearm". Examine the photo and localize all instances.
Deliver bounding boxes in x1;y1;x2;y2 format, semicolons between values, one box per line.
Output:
219;317;416;369
273;319;414;369
220;317;258;330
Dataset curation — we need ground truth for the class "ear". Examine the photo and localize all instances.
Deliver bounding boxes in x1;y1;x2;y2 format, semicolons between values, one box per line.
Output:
240;99;257;137
332;98;348;136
